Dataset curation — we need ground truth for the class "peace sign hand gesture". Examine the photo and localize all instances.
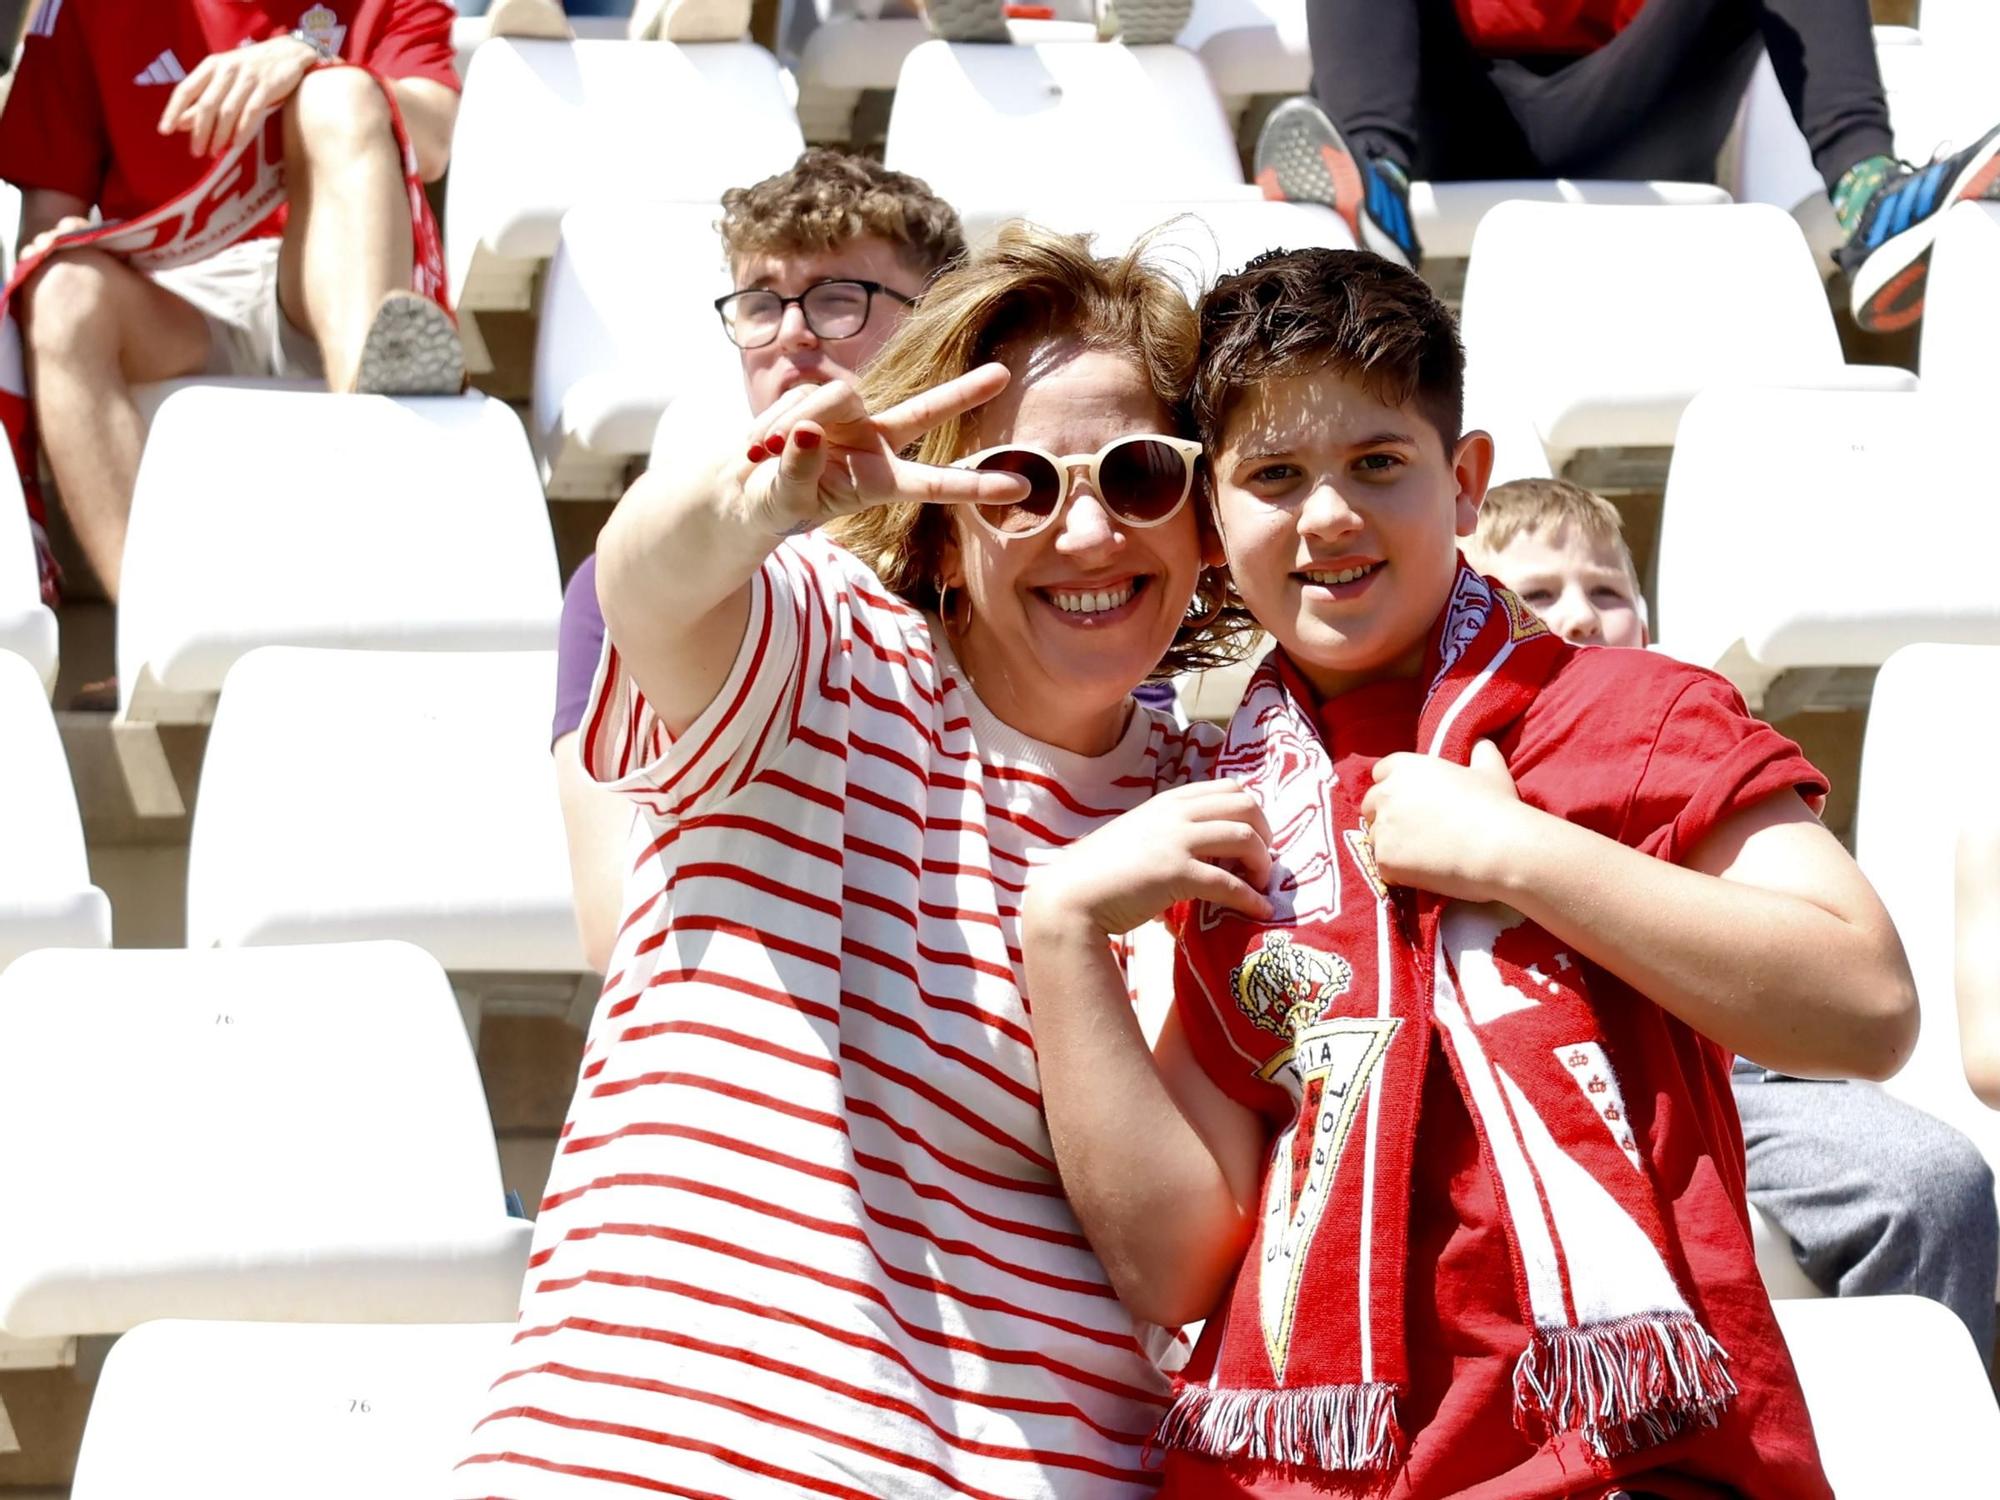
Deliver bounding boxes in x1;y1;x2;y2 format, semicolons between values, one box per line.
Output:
737;362;1032;537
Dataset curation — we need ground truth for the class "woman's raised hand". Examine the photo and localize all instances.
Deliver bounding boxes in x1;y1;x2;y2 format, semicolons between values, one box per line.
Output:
738;362;1033;536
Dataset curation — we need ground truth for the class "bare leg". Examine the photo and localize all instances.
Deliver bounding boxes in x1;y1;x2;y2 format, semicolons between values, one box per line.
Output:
277;67;414;393
19;251;212;600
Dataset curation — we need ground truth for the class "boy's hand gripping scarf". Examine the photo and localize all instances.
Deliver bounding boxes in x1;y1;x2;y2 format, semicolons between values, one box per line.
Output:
0;66;451;605
1160;563;1737;1473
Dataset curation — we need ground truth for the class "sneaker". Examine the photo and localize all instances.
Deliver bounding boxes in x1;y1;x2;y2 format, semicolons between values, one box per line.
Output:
354;291;465;397
1101;0;1192;45
1254;96;1422;270
1834;122;2000;333
923;0;1010;42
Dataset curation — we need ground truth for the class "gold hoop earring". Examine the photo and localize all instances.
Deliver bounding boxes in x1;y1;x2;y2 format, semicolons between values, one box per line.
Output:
938;583;973;637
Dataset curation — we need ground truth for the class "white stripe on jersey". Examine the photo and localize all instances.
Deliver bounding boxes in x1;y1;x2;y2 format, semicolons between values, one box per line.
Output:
27;0;61;38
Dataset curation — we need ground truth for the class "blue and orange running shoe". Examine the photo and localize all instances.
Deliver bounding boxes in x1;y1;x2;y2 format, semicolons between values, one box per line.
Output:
1835;122;2000;332
1254;96;1422;270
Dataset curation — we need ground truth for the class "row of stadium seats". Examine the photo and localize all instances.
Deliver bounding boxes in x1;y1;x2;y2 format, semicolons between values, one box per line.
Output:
470;28;1996;499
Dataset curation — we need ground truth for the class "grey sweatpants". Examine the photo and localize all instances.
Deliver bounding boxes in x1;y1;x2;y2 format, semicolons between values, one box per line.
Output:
1736;1059;1998;1358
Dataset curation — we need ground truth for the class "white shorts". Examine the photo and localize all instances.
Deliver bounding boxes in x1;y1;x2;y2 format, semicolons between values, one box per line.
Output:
148;237;323;380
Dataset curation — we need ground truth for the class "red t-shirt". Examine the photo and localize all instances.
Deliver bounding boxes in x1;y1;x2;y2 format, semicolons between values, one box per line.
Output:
1167;645;1833;1500
1456;0;1646;54
0;0;457;234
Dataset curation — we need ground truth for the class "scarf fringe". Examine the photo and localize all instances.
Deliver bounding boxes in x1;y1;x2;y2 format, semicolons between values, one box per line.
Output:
1155;1381;1405;1471
1513;1313;1738;1459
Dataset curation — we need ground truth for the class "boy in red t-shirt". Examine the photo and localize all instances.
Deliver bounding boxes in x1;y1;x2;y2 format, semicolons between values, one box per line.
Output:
0;0;460;606
1023;248;1918;1499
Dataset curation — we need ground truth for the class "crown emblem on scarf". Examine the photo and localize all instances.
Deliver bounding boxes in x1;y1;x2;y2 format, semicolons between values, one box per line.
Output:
1230;932;1353;1038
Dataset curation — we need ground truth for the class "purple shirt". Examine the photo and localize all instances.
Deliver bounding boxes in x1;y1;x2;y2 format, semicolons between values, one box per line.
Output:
552;553;605;747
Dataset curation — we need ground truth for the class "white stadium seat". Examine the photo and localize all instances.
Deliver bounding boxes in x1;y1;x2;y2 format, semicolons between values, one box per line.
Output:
1176;0;1310;120
1465;398;1555;488
0;458;56;695
72;1319;514;1500
0;652;110;972
444;39;804;316
1749;1202;1824;1303
113;388;561;813
1459;202;1914;470
1654;389;2000;708
533;201;743;497
651;384;755;471
1857;644;2000;1221
1409;178;1731;262
795;14;1096;144
186;647;586;977
1921;0;2000;51
884;40;1249;212
0;942;530;1338
1773;1296;2000;1494
1919;201;2000;388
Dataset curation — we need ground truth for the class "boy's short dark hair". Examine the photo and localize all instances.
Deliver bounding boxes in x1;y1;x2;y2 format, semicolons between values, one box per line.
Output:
719;148;966;284
1193;248;1464;456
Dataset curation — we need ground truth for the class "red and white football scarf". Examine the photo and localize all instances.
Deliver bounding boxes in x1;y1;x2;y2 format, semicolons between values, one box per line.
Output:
1160;563;1738;1472
0;66;449;605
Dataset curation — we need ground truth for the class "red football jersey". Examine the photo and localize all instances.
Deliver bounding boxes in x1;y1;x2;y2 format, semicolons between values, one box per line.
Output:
0;0;456;232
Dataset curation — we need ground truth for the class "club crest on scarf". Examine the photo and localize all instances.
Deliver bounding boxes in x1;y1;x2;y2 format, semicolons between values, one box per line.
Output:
1231;931;1352;1039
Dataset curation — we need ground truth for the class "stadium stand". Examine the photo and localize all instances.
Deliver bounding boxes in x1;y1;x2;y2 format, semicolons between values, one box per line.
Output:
69;1319;514;1500
1653;388;1999;714
1859;645;2000;1222
6;0;2000;1485
443;37;802;366
533;200;740;498
0;457;54;694
185;647;588;1031
1920;201;2000;387
1774;1295;2000;1492
110;386;562;816
0;942;530;1341
1458;202;1916;479
0;651;108;971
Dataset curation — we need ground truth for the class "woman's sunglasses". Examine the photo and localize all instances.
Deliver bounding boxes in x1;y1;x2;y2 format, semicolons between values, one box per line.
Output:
954;435;1203;539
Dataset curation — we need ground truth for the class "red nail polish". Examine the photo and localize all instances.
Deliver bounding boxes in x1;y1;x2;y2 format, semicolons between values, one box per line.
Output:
747;445;767;463
794;429;822;451
766;433;787;453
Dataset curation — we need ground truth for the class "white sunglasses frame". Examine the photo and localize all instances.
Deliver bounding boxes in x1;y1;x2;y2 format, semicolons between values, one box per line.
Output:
954;434;1204;539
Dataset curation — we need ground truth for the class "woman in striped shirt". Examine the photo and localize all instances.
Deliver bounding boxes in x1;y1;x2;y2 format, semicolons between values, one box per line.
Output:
454;225;1253;1498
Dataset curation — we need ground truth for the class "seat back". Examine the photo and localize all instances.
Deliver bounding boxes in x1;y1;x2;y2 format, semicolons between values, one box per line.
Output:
0;653;109;970
1857;644;2000;1193
1772;1295;2000;1493
1460;202;1843;458
187;647;584;974
1920;201;2000;389
117;389;560;712
445;39;804;300
884;40;1244;213
0;942;529;1336
71;1319;516;1499
0;459;56;694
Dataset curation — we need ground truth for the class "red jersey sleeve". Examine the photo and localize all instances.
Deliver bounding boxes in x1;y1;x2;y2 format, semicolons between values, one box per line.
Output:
1618;672;1829;865
0;0;109;205
349;0;459;90
1509;648;1827;863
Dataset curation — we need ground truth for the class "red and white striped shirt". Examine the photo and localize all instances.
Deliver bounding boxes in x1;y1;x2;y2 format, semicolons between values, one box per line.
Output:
455;535;1224;1499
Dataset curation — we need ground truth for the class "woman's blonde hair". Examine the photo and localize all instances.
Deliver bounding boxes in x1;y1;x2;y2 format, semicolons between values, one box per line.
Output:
832;222;1254;677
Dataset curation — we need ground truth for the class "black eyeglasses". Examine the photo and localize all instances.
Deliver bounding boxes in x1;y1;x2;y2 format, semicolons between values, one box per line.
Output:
713;279;915;350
